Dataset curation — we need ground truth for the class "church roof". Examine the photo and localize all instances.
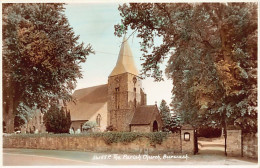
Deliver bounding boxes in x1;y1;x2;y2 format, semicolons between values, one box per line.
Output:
130;105;159;125
66;84;108;121
109;36;139;77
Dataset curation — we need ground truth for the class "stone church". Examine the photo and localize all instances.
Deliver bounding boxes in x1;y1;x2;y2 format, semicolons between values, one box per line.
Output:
16;36;162;134
67;36;163;133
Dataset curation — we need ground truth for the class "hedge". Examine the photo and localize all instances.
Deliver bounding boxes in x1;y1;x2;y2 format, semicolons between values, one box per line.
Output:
4;132;169;145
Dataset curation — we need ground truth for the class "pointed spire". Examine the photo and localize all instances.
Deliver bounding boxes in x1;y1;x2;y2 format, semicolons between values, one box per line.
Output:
109;35;139;77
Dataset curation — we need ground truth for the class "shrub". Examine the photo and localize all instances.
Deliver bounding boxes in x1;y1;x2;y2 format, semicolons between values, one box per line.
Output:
82;121;97;132
105;125;117;132
5;132;169;145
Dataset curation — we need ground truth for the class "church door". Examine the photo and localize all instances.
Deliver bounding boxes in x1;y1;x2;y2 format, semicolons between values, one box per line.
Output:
153;121;158;132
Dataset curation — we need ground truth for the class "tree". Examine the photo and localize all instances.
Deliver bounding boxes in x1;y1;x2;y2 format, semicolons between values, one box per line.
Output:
114;3;257;133
43;104;71;133
160;100;180;132
14;115;25;131
159;100;171;132
3;4;93;132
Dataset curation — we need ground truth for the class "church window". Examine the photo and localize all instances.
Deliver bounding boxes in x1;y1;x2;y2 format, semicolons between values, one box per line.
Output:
134;87;136;92
80;123;84;132
96;114;101;127
133;77;137;84
3;121;6;133
115;87;119;109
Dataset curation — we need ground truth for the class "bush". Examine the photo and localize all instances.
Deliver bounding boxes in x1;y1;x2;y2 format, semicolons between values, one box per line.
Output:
82;121;97;132
105;125;117;132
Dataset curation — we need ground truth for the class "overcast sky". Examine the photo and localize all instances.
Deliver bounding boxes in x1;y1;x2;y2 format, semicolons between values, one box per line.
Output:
65;3;173;107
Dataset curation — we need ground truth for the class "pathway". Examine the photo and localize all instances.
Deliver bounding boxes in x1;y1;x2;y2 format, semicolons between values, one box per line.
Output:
3;148;258;166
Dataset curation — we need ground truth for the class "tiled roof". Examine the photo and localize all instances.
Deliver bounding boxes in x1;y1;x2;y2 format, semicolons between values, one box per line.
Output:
66;84;108;121
130;105;159;125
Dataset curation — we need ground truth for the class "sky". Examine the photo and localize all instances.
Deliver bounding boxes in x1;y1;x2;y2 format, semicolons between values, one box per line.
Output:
64;3;173;106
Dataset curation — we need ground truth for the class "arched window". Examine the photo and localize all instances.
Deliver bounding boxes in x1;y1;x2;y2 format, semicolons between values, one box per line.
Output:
3;121;6;133
96;114;101;127
80;123;84;132
153;120;158;132
115;87;119;109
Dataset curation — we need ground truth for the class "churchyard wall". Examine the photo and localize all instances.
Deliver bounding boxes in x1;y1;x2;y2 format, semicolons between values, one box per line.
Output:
226;129;242;157
3;132;182;155
242;133;258;159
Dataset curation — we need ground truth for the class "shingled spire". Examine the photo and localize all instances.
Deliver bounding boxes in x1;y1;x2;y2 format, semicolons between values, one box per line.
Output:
109;35;139;77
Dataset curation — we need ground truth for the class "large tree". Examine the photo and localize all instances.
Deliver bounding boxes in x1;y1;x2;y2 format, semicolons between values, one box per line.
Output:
114;3;257;133
3;4;93;132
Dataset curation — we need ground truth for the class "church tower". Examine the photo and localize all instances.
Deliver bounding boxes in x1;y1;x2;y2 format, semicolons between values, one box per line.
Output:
107;36;143;131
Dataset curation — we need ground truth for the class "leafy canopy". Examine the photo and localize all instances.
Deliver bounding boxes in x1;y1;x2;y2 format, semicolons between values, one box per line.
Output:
3;4;94;118
115;3;257;132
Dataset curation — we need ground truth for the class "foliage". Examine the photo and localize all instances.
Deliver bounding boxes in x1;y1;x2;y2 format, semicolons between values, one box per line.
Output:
105;125;117;131
114;3;257;132
43;104;71;133
159;99;180;132
2;4;93;129
197;127;222;138
91;132;168;145
14;115;25;130
6;132;169;145
82;121;97;132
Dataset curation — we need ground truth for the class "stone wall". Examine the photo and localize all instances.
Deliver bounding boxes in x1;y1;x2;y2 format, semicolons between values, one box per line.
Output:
3;133;182;155
181;129;194;154
242;133;258;159
108;73;142;131
226;129;242;157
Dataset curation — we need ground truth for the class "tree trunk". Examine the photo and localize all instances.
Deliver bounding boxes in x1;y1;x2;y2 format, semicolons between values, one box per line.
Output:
3;82;20;133
5;95;15;133
224;123;227;156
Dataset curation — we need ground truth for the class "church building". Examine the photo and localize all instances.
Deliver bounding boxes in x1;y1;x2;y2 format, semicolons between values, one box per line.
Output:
67;36;163;133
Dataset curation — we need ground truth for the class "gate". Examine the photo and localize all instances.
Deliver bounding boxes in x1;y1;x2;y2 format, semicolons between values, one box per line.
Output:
194;129;199;154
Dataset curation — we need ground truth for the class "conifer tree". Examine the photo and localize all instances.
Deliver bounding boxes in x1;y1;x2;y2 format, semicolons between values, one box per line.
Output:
43;104;71;133
159;100;171;132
